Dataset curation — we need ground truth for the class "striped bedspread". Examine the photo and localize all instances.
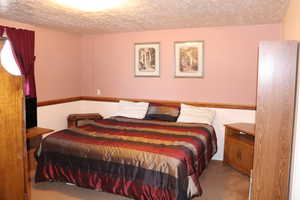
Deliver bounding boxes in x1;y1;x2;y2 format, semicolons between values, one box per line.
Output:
35;116;217;200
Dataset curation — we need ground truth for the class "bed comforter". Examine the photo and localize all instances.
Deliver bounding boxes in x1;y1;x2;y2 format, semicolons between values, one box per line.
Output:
35;116;217;200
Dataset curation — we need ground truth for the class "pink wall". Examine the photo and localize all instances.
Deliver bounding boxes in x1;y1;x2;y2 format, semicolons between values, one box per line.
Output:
0;17;281;105
0;18;82;101
81;24;281;105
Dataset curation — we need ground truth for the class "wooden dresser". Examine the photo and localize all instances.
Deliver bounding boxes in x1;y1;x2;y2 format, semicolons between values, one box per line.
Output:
223;123;255;176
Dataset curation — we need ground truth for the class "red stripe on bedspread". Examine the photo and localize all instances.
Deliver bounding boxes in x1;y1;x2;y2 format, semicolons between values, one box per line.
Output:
80;125;202;152
98;118;211;137
84;118;214;175
51;132;195;174
40;163;177;200
79;124;206;176
91;118;215;162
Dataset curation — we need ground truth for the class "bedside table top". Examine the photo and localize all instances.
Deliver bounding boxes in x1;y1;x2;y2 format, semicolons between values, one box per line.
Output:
26;127;54;139
225;123;255;136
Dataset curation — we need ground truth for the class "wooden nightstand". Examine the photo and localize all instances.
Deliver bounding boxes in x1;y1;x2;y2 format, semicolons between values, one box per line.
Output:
26;127;53;179
67;113;103;128
223;123;255;176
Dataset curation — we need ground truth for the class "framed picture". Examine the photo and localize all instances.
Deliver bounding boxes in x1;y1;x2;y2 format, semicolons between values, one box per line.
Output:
134;42;160;77
174;41;204;78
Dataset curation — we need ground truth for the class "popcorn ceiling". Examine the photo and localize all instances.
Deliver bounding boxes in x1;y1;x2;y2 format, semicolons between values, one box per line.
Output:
0;0;288;34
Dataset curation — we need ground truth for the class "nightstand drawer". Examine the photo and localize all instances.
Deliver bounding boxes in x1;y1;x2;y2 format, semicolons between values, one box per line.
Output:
225;136;254;175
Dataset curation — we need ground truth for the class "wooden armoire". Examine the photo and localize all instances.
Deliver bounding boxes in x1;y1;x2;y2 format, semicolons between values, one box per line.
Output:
0;37;29;199
252;41;298;199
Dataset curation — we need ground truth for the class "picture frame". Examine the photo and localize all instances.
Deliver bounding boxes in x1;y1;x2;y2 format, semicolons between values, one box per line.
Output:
134;42;160;77
174;41;204;78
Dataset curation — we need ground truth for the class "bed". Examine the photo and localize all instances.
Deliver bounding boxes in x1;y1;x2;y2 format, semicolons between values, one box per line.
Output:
35;116;217;200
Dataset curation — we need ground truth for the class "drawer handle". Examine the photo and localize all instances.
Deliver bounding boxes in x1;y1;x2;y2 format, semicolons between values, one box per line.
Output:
237;151;242;160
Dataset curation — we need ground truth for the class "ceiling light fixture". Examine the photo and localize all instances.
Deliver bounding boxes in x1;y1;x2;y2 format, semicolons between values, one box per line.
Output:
52;0;126;12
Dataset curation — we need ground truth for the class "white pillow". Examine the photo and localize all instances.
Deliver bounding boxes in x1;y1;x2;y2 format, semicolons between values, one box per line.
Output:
177;104;216;125
113;100;149;119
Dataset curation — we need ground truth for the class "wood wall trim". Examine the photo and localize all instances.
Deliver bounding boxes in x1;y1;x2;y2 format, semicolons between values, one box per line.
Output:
38;96;256;110
81;96;256;110
37;97;81;107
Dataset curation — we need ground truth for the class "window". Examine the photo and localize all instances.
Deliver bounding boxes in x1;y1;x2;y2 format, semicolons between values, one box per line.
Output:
0;40;21;76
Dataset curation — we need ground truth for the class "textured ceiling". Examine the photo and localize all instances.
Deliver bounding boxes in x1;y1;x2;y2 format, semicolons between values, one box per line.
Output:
0;0;289;34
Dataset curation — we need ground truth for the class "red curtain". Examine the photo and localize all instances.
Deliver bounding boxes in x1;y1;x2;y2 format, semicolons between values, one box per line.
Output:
6;27;36;97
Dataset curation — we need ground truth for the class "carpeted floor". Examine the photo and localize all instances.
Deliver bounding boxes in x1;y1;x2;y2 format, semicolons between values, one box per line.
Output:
31;161;250;200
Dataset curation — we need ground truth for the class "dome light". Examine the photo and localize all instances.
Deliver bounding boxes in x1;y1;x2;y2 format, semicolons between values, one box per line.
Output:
52;0;126;12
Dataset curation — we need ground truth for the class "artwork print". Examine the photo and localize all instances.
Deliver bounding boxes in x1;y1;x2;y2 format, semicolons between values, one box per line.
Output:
135;43;160;77
138;47;156;71
179;46;198;72
175;41;204;78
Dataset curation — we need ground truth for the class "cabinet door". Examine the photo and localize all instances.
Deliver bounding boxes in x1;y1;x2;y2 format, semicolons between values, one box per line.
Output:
226;137;253;175
0;45;28;200
253;41;298;200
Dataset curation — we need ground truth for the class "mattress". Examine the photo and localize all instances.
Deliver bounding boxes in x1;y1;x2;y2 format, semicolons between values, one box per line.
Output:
35;116;217;200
